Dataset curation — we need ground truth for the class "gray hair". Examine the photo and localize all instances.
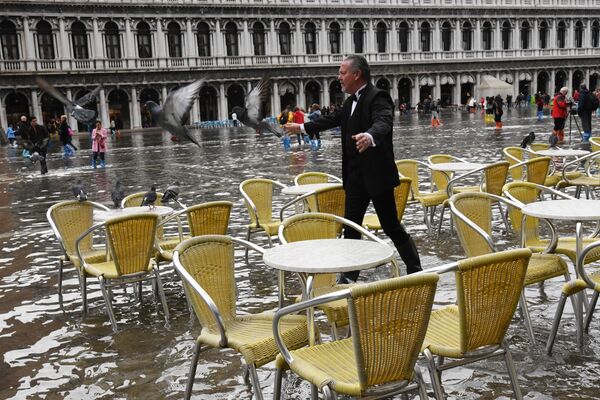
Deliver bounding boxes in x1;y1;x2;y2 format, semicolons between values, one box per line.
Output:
560;87;568;94
344;54;371;82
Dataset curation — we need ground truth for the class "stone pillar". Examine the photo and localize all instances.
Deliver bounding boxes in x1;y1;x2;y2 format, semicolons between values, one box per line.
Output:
512;20;520;49
495;21;502;49
344;21;351;53
66;89;78;129
533;70;539;94
193;99;201;122
0;98;7;132
23;17;36;60
270;20;278;55
567;68;573;92
99;87;109;128
123;18;133;59
322;78;330;107
412;76;420;103
513;71;520;98
242;20;251;56
454;73;462;105
475;20;481;51
585;68;591;87
550;20;556;49
295;21;302;54
568;20;574;47
247;81;253;96
391;75;399;105
586;20;592;47
320;20;327;54
475;72;481;99
532;19;539;49
31;90;42;120
186;18;197;57
161;86;168;103
92;18;103;58
366;19;374;53
550;69;556;93
131;87;141;128
434;74;441;99
155;19;166;61
434;20;441;52
272;80;280;116
219;82;227;120
298;79;305;110
454;20;462;51
58;18;69;60
390;22;397;53
413;20;419;52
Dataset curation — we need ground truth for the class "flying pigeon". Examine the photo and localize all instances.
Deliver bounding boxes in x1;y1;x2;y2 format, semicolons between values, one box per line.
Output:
520;131;536;148
72;179;87;202
36;77;100;124
145;80;204;147
111;180;125;209
28;152;45;164
141;185;157;208
231;77;283;137
161;182;180;204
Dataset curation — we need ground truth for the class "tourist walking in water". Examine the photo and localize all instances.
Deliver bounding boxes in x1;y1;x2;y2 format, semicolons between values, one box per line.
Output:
493;94;504;129
551;87;569;144
91;120;108;168
28;116;49;175
58;115;76;158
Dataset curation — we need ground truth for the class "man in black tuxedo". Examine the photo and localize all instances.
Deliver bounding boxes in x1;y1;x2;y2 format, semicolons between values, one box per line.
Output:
284;55;422;282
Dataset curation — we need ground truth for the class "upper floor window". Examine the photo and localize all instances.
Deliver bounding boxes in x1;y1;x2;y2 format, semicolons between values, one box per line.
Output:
557;21;566;48
482;21;492;50
501;20;511;50
136;21;152;58
441;21;452;51
197;22;210;57
462;21;473;50
420;22;431;52
305;22;317;55
376;22;387;53
104;21;121;59
520;21;530;49
37;20;55;60
574;20;584;48
329;22;341;54
539;21;549;49
0;20;19;60
398;21;409;52
279;22;291;55
353;22;364;53
592;21;600;48
252;22;265;56
167;22;182;58
225;22;238;56
71;21;88;59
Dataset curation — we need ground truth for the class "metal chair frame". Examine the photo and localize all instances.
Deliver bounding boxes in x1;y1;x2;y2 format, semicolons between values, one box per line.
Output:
294;171;342;185
279;184;345;221
507;157;554;185
558;150;600;199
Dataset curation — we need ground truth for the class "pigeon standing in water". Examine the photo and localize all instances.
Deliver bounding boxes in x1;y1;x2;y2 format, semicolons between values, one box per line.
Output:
161;182;180;204
145;80;204;147
36;78;101;124
72;179;87;202
141;186;157;208
111;180;125;209
231;77;283;137
520;131;536;148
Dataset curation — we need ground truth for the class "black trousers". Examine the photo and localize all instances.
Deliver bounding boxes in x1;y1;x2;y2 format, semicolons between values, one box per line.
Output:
342;169;422;282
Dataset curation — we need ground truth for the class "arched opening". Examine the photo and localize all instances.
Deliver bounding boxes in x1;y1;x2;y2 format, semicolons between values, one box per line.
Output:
501;20;511;50
199;86;218;121
4;92;29;127
139;88;160;127
71;21;89;59
329;80;344;106
420;86;432;102
225;22;239;56
539;21;549;49
376;21;387;53
353;22;364;53
592;21;600;48
555;71;567;94
0;20;19;60
557;21;566;48
304;22;317;55
197;22;211;57
397;78;412;106
167;21;182;58
375;78;391;93
74;89;98;131
574;20;584;48
590;73;599;91
537;71;550;94
440;77;454;106
226;84;245;114
36;20;55;59
461;82;474;104
572;70;584;92
462;21;473;51
105;21;121;59
108;89;130;129
329;22;341;54
279;22;291;55
520;21;530;49
136;21;152;58
41;92;64;124
305;81;321;107
398;21;409;52
441;21;452;51
482;21;493;50
252;22;266;56
420;22;431;52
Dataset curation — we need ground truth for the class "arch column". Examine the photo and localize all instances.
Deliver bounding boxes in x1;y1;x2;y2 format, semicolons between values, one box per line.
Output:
391;75;399;106
58;18;69;61
156;19;167;66
123;18;133;60
215;20;224;57
550;20;557;49
295;21;302;54
475;20;481;51
99;87;109;127
186;18;197;58
322;78;330;107
31;90;42;120
271;80;280;116
475;72;481;99
0;96;7;131
242;20;251;56
344;21;351;53
412;21;419;52
434;74;441;99
533;70;539;94
320;20;327;54
193;99;201;122
390;22;397;53
433;20;441;52
585;68;591;87
366;19;374;54
412;76;420;103
92;18;103;59
297;79;305;110
567;68;573;92
512;20;520;49
22;17;36;68
66;89;78;129
513;71;519;98
550;69;556;93
532;20;539;50
454;73;461;105
270;20;278;55
131;87;141;128
454;21;461;51
495;22;501;49
218;82;227;120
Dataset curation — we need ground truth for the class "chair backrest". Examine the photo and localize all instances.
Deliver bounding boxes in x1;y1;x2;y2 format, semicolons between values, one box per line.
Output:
47;200;95;256
174;235;237;324
591;137;600;152
395;159;421;198
348;274;439;390
503;147;525;181
240;179;276;225
295;172;340;185
455;249;530;353
529;143;550;152
314;184;345;217
428;154;458;191
394;177;412;221
186;201;232;237
482;161;509;196
522;157;551;185
502;182;542;245
105;213;158;276
450;192;495;257
122;191;164;208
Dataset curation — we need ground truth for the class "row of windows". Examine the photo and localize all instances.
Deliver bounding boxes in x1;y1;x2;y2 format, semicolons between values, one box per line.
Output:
1;18;600;60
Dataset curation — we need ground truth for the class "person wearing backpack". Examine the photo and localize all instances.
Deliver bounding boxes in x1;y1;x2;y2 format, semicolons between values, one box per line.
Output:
577;84;597;142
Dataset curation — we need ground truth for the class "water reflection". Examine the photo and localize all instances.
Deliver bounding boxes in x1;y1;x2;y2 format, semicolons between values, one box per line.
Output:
0;108;598;399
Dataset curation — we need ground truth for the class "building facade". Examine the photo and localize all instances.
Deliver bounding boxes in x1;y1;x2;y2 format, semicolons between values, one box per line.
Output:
1;0;600;131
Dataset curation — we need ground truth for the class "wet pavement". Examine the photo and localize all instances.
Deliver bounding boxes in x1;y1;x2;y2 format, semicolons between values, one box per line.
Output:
0;107;599;399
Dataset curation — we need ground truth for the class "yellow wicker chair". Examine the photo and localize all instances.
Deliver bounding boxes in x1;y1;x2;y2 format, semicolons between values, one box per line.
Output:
591;137;600;151
240;178;287;261
173;235;310;400
556;150;600;199
508;156;553;185
47;200;109;309
503;146;528;181
121;191;164;208
274;273;439;400
422;249;531;400
155;201;233;266
363;177;412;232
76;213;169;331
279;184;345;221
395;159;449;233
294;172;342;212
529;143;550;152
278;212;400;339
449;192;570;344
427;154;467;192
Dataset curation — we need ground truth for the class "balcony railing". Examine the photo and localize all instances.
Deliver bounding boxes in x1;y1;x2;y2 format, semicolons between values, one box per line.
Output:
2;47;599;73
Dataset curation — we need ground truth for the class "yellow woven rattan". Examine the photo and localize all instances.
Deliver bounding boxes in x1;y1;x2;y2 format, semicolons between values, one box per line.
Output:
428;154;462;191
173;235;310;399
294;172;341;212
503;147;527;181
313;185;345;217
122;191;164;208
240;178;283;244
276;274;438;398
591;137;600;152
363;177;411;231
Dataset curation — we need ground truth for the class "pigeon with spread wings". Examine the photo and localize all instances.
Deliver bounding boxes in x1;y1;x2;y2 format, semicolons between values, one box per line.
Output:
36;77;100;124
231;77;282;137
145;80;204;147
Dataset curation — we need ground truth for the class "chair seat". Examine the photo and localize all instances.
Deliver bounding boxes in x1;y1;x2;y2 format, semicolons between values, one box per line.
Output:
362;214;381;230
277;338;365;396
423;305;471;358
68;248;107;269
199;312;309;368
160;235;190;250
543;175;561;187
415;191;448;207
248;219;282;236
524;253;569;286
528;237;600;264
310;284;355;328
557;175;600;188
84;260;154;279
453;185;480;193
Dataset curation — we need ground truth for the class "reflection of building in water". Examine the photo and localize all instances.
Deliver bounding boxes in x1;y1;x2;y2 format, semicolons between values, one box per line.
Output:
1;1;600;130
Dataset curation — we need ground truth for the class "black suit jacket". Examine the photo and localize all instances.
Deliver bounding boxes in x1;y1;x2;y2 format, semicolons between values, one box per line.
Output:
304;83;399;196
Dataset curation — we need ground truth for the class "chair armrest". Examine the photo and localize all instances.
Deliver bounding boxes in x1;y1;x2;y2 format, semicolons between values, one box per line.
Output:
230;236;266;255
446;165;488;197
279;191;315;221
327;173;343;183
562;151;600;183
158;208;187;240
89;201;110;211
75;221;107;271
575;228;600;289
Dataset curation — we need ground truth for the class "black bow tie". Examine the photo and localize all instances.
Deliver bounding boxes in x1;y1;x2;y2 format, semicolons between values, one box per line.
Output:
348;94;357;103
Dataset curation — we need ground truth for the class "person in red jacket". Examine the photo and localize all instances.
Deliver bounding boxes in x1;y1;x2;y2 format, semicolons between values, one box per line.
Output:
292;107;309;145
551;87;569;144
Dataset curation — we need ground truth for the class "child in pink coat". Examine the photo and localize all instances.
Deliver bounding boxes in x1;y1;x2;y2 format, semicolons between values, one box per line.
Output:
91;120;108;168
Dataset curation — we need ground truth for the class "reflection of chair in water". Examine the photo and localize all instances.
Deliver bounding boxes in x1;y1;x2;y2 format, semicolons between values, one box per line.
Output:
76;213;169;331
173;235;310;400
362;177;411;232
422;249;531;400
47;200;109;308
274;273;438;400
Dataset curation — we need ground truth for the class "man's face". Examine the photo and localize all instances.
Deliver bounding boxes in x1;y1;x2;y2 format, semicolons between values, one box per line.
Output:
31;118;37;126
20;116;26;122
338;60;361;95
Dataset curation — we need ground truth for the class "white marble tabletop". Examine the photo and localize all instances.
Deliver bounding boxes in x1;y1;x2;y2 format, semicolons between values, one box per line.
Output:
429;162;487;172
521;199;600;221
281;183;342;196
263;238;394;273
94;205;174;222
534;149;590;157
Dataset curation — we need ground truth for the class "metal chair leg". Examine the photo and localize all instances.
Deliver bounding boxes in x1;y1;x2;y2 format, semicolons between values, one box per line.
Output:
247;364;264;400
584;290;599;333
273;368;283;400
437;205;447;234
184;341;202;400
497;202;510;232
546;293;568;355
58;259;64;307
414;366;429;400
154;266;170;325
519;291;536;344
80;273;87;315
99;277;118;332
503;346;523;400
277;270;285;309
322;385;336;400
423;348;445;400
310;384;319;400
330;322;339;341
245;227;252;263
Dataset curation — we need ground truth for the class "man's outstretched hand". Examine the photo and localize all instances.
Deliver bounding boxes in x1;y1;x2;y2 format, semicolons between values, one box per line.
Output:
352;133;372;153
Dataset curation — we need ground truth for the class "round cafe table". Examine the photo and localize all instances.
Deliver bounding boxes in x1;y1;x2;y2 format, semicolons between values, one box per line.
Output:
534;149;590;158
428;162;488;172
281;182;341;196
94;205;174;222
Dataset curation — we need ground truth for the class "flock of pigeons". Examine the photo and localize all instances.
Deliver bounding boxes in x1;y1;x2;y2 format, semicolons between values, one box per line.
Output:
36;76;283;145
72;179;180;209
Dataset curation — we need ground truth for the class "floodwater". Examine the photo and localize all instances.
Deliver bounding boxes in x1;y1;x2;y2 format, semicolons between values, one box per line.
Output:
0;108;598;399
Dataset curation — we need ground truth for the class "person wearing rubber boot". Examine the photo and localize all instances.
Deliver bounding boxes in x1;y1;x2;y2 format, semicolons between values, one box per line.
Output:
91;120;108;168
551;87;569;144
493;94;504;129
577;84;598;142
